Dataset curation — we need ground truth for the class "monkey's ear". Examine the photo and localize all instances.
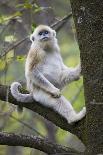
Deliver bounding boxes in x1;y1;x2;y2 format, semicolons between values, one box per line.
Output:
30;34;35;42
52;30;56;37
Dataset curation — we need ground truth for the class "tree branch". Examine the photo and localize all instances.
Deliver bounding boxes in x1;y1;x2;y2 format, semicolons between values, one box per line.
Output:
51;12;72;31
0;84;86;144
0;132;80;154
10;115;45;138
0;13;72;58
0;37;29;58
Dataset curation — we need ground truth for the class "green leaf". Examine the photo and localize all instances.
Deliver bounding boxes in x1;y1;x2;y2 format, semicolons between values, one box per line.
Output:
31;23;36;32
17;56;25;62
24;3;32;9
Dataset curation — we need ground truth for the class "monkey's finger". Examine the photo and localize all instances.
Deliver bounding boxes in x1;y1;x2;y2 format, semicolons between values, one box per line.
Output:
51;93;61;98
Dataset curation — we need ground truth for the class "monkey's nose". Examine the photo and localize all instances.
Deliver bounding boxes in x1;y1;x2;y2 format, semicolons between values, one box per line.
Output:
43;32;47;36
43;33;46;36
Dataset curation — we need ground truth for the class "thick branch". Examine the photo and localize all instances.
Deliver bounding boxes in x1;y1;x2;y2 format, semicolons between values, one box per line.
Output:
0;84;86;144
0;132;80;154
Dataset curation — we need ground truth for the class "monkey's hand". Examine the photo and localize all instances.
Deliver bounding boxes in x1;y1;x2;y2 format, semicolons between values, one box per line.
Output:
50;88;61;98
30;68;61;98
72;63;81;81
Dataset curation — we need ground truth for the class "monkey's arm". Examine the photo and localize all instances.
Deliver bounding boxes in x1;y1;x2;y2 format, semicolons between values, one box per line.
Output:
61;64;81;86
26;47;61;97
29;68;61;97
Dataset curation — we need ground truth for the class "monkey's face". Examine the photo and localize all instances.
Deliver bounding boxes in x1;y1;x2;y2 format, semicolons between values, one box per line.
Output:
30;25;56;43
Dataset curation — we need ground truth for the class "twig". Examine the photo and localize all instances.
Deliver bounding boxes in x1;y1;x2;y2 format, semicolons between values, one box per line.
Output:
51;12;72;31
0;12;72;58
0;36;29;58
10;115;45;138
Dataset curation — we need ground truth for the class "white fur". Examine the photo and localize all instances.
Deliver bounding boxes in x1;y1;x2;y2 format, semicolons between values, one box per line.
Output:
11;25;86;124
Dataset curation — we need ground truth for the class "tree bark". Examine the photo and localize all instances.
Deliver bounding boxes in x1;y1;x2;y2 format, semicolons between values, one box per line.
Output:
70;0;103;154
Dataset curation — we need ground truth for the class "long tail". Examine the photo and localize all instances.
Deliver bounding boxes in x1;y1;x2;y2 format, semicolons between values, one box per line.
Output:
10;82;33;102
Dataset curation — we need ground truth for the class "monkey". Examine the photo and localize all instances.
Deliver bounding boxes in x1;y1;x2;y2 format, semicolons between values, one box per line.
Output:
11;25;86;124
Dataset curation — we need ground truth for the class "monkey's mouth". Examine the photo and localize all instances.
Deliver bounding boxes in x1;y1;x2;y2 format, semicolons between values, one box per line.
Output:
42;37;49;41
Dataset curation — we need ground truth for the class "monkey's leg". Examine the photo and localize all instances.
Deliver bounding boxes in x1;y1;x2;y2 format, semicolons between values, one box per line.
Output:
33;90;86;124
54;96;86;124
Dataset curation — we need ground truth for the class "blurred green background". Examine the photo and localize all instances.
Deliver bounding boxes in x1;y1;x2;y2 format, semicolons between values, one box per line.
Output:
0;0;85;154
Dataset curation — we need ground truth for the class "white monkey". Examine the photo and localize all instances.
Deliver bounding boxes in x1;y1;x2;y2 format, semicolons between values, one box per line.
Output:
11;25;86;123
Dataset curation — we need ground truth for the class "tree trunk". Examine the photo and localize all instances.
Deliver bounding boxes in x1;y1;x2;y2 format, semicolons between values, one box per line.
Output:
70;1;103;154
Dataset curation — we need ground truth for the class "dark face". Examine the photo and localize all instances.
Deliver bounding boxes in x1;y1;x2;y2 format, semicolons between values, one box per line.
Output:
30;26;56;43
38;30;50;41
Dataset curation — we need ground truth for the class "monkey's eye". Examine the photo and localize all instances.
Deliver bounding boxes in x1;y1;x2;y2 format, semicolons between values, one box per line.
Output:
39;32;42;35
45;31;48;34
